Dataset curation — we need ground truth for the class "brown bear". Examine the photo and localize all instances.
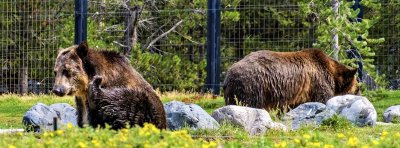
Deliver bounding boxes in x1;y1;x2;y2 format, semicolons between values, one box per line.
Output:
88;75;166;129
52;41;166;129
223;48;359;111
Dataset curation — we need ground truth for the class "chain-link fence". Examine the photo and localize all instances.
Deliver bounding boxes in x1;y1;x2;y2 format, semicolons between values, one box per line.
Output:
1;0;400;94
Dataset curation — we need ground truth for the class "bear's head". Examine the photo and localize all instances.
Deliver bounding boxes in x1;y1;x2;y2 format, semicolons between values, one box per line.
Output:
52;42;90;97
334;65;360;96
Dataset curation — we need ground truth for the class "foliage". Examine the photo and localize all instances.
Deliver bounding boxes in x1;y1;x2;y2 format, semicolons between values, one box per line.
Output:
0;123;218;148
297;0;385;87
321;114;354;130
1;121;400;147
368;0;400;82
130;49;206;91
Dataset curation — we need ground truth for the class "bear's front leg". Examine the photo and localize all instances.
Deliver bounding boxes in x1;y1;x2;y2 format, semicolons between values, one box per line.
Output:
75;96;89;127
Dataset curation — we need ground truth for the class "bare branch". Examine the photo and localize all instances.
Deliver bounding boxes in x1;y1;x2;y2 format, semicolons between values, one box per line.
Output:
144;20;184;50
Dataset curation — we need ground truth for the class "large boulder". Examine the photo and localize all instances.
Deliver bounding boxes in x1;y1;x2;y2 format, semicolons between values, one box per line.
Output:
164;101;219;130
283;102;336;130
326;95;377;126
383;105;400;123
211;105;287;135
22;103;77;132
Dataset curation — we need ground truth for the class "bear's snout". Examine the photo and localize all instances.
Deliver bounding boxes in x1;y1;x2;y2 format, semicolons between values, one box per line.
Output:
52;85;66;96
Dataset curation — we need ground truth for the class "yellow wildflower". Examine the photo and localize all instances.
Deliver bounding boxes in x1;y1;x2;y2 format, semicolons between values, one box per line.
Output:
347;136;359;147
396;132;400;137
56;130;64;135
372;140;379;145
324;144;334;148
294;138;301;144
17;132;23;136
8;145;16;148
92;140;101;148
43;132;49;138
139;123;160;136
121;128;129;134
119;135;128;142
143;141;151;148
274;141;287;148
67;123;73;129
337;133;345;138
202;141;218;148
303;134;311;139
107;139;117;148
381;131;388;137
78;142;86;148
361;145;369;148
156;141;168;147
310;142;320;147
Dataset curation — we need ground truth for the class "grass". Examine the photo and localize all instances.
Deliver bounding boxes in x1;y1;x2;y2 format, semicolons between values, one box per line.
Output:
0;90;400;147
0;95;74;128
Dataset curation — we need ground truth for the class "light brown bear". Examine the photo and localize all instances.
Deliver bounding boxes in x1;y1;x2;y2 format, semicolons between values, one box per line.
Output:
223;49;359;111
52;42;166;129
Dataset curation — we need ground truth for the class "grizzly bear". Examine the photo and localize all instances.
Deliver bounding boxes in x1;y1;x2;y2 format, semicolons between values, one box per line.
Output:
223;49;359;111
88;76;166;129
52;41;166;129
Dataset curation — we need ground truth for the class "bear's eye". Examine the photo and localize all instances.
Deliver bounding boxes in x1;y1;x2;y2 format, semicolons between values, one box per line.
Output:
62;69;71;78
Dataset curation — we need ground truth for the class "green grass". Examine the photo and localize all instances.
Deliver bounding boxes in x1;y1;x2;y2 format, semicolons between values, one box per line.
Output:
0;95;74;128
0;90;400;128
0;90;400;147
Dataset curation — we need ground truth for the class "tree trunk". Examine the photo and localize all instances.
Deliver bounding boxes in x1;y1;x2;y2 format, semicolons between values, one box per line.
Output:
121;5;142;58
331;0;340;61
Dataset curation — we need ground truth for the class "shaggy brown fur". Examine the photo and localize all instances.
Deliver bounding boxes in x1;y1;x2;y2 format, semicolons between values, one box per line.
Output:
223;49;359;111
52;42;166;128
88;76;166;129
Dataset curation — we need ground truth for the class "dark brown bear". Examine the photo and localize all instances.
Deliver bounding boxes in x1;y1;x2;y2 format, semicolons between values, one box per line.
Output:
88;76;166;129
223;49;359;111
52;42;166;129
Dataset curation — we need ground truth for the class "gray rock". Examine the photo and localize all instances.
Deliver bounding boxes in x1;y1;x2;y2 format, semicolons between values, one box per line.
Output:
49;103;78;127
164;101;219;130
22;103;77;132
383;105;400;123
211;105;287;135
283;102;336;130
326;95;377;126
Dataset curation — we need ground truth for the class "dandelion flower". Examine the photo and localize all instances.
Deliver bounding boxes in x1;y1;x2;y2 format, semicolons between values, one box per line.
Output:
347;136;359;147
324;144;334;148
274;141;287;148
395;132;400;137
78;142;87;148
294;138;301;144
67;123;73;129
337;133;345;138
381;131;388;137
8;145;16;148
310;142;320;147
361;145;369;148
202;141;218;148
372;140;379;145
303;134;311;139
56;130;64;135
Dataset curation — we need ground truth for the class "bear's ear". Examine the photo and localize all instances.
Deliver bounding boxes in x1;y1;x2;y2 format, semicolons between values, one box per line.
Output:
76;41;89;59
346;68;358;78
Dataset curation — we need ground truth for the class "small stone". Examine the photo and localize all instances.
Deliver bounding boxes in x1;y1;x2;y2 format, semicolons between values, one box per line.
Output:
383;105;400;123
211;105;286;135
326;95;377;127
164;101;219;130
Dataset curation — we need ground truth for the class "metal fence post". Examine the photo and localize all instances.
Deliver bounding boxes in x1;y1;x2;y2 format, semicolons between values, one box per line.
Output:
206;0;221;95
74;0;88;44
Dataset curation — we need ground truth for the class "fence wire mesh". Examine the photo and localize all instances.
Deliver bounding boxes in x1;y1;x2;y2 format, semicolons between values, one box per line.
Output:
1;0;400;94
